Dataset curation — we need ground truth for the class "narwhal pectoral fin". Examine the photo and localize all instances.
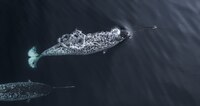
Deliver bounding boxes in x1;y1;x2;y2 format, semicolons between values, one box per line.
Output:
103;50;107;54
26;99;31;103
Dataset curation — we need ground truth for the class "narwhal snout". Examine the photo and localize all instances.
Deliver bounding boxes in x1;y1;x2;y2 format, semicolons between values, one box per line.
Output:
120;29;132;39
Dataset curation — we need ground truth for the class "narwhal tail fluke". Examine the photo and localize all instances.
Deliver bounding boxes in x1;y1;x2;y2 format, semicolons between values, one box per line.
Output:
28;46;41;68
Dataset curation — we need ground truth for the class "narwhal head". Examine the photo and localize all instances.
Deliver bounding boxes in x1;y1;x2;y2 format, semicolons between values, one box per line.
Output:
119;29;132;39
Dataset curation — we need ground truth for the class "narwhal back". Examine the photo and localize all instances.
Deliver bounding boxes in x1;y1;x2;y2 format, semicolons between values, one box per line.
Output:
0;82;52;101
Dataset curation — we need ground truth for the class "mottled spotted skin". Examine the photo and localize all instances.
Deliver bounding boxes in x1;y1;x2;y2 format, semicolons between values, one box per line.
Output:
42;28;130;56
28;28;131;68
0;82;52;101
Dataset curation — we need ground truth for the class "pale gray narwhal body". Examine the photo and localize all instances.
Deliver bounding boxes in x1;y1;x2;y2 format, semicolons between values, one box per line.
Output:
0;81;74;102
28;27;132;68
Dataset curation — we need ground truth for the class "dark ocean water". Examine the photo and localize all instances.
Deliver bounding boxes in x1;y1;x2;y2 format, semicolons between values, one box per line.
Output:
1;0;200;106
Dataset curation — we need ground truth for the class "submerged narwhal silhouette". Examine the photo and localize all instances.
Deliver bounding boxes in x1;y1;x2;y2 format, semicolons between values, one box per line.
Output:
28;27;132;68
0;80;74;102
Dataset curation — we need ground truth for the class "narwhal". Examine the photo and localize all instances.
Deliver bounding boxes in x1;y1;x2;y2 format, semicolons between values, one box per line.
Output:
0;80;74;102
28;27;132;68
28;26;157;68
